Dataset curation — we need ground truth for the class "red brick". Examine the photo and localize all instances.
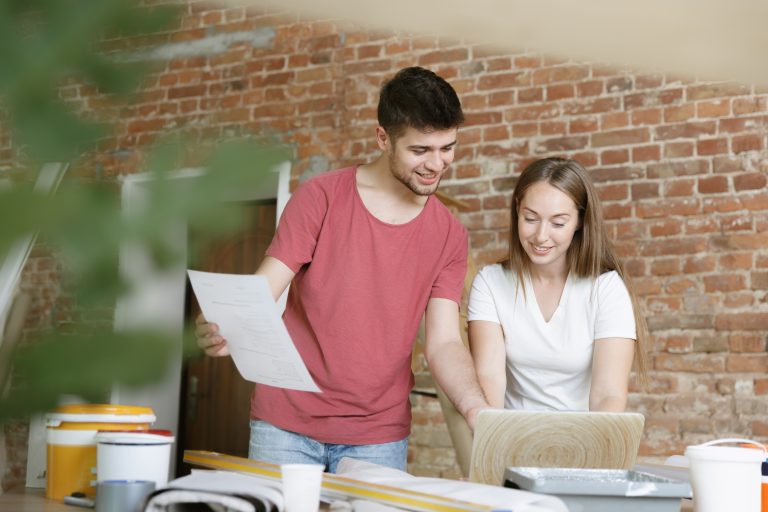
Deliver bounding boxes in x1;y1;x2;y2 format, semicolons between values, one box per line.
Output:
654;121;717;140
755;379;768;395
478;72;529;90
741;192;768;210
733;97;768;115
697;99;731;117
702;196;742;213
577;80;603;97
538;135;587;152
727;354;768;372
600;112;630;130
697;138;729;156
718;115;768;133
517;87;543;103
716;313;768;331
595;183;629;201
505;104;560;121
546;84;574;100
385;40;410;55
703;274;746;292
752;271;768;289
602;203;632;220
663;141;694;159
649;219;682;236
721;214;752;232
631;182;659;200
540;121;567;135
664;104;695;123
482;125;510;142
638;236;706;255
631;108;662;125
732;134;764;153
734;172;768;191
730;334;766;353
592;127;649;147
571;151;598;166
570;118;598;133
563;97;620;115
665;178;695;197
624;89;684;109
512;122;537;137
753;421;768;437
606;76;633;93
683;255;717;273
636;198;701;218
636;74;664;89
719;253;754;270
697;175;729;194
488;91;514;106
724;292;755;308
632;145;660;162
590;165;644;181
486;57;513;72
168;84;206;99
687;83;751;101
464;111;502;126
419;48;468;66
532;65;589;85
654;354;724;372
647;160;709;179
601;149;629;165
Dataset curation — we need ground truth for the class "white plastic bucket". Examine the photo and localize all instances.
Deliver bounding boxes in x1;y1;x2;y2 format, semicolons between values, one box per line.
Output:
685;438;766;512
95;429;175;487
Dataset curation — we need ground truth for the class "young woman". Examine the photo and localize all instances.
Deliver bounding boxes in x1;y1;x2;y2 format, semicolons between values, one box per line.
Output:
468;157;648;412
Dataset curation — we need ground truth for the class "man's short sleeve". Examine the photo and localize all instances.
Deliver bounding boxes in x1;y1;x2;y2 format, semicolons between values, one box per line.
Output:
429;225;468;305
266;178;329;273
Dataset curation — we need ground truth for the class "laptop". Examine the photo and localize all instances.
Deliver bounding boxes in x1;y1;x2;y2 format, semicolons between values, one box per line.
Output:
468;409;645;485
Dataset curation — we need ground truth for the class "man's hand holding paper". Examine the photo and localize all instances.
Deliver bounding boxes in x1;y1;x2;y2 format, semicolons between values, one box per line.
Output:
187;270;320;393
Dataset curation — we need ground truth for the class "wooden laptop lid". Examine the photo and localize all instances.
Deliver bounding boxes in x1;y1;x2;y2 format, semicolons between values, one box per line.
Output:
468;409;645;485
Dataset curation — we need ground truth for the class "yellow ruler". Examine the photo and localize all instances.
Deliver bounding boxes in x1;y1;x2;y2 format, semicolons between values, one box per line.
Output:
184;450;493;512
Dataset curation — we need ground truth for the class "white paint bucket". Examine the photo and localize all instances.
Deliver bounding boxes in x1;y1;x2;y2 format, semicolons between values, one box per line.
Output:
685;438;766;512
95;430;175;488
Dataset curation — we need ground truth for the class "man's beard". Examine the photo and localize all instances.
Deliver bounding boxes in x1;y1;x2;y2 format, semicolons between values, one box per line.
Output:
389;154;442;196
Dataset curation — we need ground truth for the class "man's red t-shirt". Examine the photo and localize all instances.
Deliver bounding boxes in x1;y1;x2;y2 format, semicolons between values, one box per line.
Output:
251;166;467;444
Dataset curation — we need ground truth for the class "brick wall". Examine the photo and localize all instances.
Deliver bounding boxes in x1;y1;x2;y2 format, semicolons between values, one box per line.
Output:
4;0;767;486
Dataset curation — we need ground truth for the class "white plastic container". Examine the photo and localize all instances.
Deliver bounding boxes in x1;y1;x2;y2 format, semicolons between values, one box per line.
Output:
95;429;175;487
685;438;766;512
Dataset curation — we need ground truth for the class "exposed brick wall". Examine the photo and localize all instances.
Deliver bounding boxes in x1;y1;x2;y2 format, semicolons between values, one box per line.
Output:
4;0;767;485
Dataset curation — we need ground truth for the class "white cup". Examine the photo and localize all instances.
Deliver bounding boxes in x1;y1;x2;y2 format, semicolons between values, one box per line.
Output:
281;463;325;512
685;438;766;512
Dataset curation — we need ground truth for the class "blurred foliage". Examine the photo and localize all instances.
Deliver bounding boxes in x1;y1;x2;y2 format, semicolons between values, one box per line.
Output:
0;0;289;422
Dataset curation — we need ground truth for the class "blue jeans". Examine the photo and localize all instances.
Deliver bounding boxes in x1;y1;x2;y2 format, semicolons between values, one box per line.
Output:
248;420;408;474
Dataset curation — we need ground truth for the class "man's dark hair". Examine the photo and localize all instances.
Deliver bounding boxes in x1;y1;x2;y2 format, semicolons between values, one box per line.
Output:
377;66;464;140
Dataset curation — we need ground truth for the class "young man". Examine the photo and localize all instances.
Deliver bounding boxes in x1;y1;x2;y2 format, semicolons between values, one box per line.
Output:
196;66;489;473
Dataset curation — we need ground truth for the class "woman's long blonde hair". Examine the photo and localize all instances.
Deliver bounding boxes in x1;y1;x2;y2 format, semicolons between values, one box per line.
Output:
503;157;649;384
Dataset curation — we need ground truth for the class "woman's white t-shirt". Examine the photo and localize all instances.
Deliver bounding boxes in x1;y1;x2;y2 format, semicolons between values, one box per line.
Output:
467;263;636;411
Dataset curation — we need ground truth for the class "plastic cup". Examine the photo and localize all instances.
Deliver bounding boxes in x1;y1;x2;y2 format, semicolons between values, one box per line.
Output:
686;438;766;512
281;463;324;512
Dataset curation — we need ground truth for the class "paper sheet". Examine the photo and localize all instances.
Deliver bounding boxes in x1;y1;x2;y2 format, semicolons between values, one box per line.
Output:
187;270;320;392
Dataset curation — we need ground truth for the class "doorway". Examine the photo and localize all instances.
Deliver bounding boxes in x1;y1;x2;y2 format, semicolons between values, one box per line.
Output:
177;199;277;475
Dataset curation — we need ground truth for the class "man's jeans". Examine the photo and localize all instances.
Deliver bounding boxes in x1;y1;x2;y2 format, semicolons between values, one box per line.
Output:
249;420;408;473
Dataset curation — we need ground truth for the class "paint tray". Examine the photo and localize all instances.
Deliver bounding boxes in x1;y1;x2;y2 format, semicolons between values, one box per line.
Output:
503;467;691;512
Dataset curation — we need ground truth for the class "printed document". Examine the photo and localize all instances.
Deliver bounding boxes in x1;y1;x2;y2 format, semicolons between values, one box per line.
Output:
187;270;320;392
